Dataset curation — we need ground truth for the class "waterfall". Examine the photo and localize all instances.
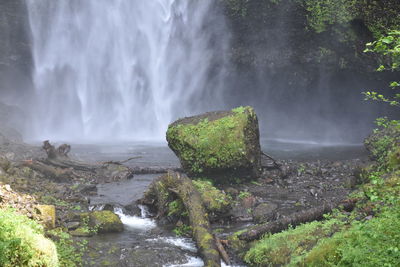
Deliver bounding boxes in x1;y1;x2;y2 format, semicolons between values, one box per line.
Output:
26;0;229;142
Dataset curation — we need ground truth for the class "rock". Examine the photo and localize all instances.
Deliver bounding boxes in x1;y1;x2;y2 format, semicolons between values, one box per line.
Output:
65;221;80;230
70;227;93;237
166;106;262;181
35;204;56;229
4;184;12;191
252;203;278;223
88;210;123;233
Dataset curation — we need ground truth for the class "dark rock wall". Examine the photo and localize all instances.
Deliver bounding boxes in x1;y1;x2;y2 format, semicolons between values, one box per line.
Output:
221;0;399;142
0;0;32;103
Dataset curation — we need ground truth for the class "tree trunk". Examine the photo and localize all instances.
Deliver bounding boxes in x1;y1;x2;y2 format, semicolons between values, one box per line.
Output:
143;171;221;267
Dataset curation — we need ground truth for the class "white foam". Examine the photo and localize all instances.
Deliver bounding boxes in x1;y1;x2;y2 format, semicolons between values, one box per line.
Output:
114;207;156;231
146;237;197;252
164;256;204;267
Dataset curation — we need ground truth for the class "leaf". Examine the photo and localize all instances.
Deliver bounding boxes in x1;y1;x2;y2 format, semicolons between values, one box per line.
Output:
382;36;394;44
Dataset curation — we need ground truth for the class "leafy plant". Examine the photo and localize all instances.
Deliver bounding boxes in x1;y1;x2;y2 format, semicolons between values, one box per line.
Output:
363;30;400;108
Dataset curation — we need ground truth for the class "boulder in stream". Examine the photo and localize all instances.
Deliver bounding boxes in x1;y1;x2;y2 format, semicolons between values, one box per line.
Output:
166;106;262;181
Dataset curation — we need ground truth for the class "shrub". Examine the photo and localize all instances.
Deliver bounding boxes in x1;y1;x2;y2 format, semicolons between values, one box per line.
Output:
0;208;59;267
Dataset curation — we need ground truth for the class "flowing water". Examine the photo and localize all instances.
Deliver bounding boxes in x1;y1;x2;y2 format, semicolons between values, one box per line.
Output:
26;0;229;142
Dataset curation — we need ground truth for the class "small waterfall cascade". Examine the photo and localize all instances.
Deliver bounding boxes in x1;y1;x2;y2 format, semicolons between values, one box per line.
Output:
26;0;229;141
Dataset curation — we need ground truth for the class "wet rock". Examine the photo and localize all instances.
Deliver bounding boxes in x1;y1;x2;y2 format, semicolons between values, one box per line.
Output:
65;221;80;230
79;184;97;195
88;210;123;233
166;106;261;181
344;176;357;189
253;203;278;223
35;204;56;229
70;227;93;237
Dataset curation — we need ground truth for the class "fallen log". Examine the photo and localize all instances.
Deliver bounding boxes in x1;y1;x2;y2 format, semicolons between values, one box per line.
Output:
21;160;77;182
101;156;142;166
143;171;221;267
238;198;358;242
215;235;231;266
131;166;182;175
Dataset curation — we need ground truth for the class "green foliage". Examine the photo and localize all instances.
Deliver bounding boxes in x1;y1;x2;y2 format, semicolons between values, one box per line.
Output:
173;224;192;237
364;31;400;108
244;218;346;266
303;0;357;33
168;200;185;217
302;0;400;36
48;229;86;267
193;180;232;214
302;203;400;266
238;191;252;200
0;208;59;267
365;119;400;170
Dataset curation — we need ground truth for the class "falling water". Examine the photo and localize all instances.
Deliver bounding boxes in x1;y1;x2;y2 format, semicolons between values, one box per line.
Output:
26;0;229;142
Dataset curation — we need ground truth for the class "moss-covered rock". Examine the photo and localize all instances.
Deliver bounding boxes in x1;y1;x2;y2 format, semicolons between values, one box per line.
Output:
166;106;261;181
193;180;232;216
88;210;123;233
35;204;56;229
0;208;59;266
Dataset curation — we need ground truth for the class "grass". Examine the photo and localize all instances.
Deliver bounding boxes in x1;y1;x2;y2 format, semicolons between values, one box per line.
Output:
243;121;400;266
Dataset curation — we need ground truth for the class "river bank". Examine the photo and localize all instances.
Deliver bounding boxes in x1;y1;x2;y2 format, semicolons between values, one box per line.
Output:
0;137;371;266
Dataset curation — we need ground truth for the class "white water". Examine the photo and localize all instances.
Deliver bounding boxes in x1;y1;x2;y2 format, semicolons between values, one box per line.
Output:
114;207;156;231
26;0;229;142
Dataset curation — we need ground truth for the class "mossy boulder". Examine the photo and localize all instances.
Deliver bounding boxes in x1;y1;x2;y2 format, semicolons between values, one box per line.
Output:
88;210;123;233
69;210;123;235
166;106;262;181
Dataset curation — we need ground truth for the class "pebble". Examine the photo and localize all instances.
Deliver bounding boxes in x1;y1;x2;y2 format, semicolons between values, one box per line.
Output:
4;184;11;191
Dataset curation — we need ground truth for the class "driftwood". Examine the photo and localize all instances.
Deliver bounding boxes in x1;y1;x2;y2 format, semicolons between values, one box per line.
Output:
21;141;134;183
215;235;231;265
261;151;281;169
101;156;142;166
22;159;77;182
142;171;222;267
238;198;358;242
43;140;70;159
131;166;182;175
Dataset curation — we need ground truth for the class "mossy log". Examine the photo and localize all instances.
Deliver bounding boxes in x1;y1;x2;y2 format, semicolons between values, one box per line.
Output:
142;171;222;267
238;199;358;242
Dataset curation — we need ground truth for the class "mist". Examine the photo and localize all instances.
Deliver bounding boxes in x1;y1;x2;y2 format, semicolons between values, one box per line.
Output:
0;0;396;144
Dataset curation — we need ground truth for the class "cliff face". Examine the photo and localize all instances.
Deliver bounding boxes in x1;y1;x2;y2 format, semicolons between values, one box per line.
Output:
221;0;399;142
0;0;32;102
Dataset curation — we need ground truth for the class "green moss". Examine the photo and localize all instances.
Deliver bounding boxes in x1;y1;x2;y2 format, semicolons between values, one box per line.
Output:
168;199;185;217
244;218;346;266
166;106;260;180
48;228;86;266
0;208;59;266
302;202;400;266
89;211;123;233
192;180;232;214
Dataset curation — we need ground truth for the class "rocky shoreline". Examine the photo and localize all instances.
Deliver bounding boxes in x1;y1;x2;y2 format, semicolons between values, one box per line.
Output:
0;136;370;266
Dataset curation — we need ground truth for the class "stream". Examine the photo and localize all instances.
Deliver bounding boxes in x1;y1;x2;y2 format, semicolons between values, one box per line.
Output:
68;140;366;266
